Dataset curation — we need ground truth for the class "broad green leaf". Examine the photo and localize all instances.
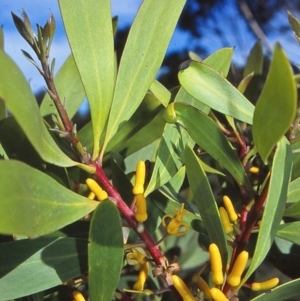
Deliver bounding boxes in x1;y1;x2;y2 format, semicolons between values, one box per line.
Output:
240;137;292;287
0;160;98;238
288;11;300;44
251;278;300;301
178;61;254;124
185;145;228;270
166;102;252;191
59;0;115;160
103;0;186;150
149;79;171;107
276;222;300;245
253;44;297;163
40;54;85;119
243;40;263;76
89;201;123;301
203;47;234;77
0;237;88;300
144;123;191;196
0;50;88;169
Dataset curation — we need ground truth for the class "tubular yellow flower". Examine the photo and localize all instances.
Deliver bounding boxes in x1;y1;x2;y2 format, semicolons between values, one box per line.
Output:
86;178;108;201
133;262;149;291
251;277;279;291
209;243;224;285
210;288;229;301
161;203;189;237
227;251;249;287
135;194;148;222
196;276;212;299
73;291;86;301
249;166;260;174
132;161;146;195
219;207;233;233
87;191;96;200
222;196;238;222
172;275;195;301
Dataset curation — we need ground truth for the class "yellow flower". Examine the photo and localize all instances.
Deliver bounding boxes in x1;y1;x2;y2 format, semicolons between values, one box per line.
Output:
72;291;86;301
210;288;229;301
135;194;148;222
133;262;149;291
126;248;147;266
227;251;249;287
219;207;233;233
222;195;238;222
209;243;224;285
132;161;146;195
86;178;108;201
251;277;279;291
172;275;195;301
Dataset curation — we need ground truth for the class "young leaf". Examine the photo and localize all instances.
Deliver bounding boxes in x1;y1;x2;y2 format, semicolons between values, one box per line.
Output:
40;54;85;119
0;237;88;300
166;102;252;191
178;61;254;124
89;201;123;301
0;50;88;169
243;40;263;77
58;0;115;160
253;44;297;163
185;144;228;271
102;0;186;151
240;137;293;288
0;160;98;238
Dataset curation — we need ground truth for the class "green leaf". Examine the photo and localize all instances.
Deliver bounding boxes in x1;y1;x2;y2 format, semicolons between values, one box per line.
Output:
0;160;98;238
0;50;87;169
276;222;300;245
203;47;234;77
40;54;85;119
253;44;297;163
185;144;228;270
103;0;186;150
168;102;252;191
59;0;115;160
243;40;263;76
149;79;171;107
144;123;191;196
287;176;300;203
0;237;88;301
178;61;254;124
240;137;292;287
288;11;300;44
250;278;300;301
89;201;123;301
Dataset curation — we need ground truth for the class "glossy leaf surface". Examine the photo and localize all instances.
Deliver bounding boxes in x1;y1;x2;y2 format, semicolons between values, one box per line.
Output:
169;102;252;191
178;61;254;124
59;0;115;160
185;145;228;270
40;54;85;119
240;137;292;287
89;201;123;301
253;44;297;163
0;50;82;168
0;160;98;238
0;237;88;300
103;0;186;149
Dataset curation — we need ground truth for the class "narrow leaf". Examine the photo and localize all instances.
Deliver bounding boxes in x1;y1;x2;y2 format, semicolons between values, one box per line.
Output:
59;0;115;160
240;137;292;287
40;54;85;119
103;0;186;149
0;160;98;238
149;79;171;107
0;237;88;300
288;11;300;44
0;50;86;168
243;40;263;76
185;144;228;270
253;44;297;163
89;201;123;301
178;61;254;124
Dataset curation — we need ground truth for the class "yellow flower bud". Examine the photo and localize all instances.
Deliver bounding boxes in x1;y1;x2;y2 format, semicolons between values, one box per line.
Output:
219;207;233;233
172;275;195;301
210;288;229;301
132;161;146;195
222;196;238;222
73;291;86;301
87;191;96;200
135;194;148;222
249;166;259;174
133;262;149;291
209;243;224;285
227;251;249;287
251;277;279;291
196;276;212;299
86;178;108;201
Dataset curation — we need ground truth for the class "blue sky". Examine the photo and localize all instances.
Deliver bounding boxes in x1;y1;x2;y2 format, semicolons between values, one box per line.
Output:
1;1;300;93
